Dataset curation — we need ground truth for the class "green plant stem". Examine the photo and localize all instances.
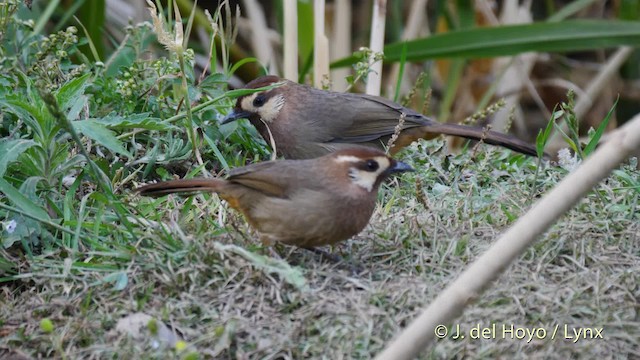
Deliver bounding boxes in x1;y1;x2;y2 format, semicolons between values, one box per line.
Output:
116;84;281;140
0;203;75;236
177;52;200;163
35;87;138;240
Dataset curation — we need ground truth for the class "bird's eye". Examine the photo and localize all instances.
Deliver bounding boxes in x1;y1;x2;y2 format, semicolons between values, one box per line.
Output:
253;94;266;107
365;160;379;172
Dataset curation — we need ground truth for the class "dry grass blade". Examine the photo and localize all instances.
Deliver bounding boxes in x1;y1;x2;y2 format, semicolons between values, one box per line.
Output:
259;118;278;161
375;112;640;360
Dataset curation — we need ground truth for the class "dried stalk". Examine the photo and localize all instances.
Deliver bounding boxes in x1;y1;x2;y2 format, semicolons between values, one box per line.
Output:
330;0;351;91
375;113;640;360
283;0;298;81
313;0;329;88
365;0;387;96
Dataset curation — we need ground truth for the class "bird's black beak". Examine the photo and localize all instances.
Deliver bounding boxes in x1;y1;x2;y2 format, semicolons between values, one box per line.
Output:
389;160;414;174
221;109;253;125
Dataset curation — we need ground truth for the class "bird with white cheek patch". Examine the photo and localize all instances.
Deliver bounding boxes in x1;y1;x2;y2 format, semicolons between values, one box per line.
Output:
222;75;545;159
137;148;413;250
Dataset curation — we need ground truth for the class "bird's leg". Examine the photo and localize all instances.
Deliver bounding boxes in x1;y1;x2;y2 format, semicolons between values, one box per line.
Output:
303;247;344;263
303;247;364;274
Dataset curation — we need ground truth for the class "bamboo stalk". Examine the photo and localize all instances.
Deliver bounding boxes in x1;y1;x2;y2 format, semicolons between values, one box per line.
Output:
283;0;298;81
366;0;387;96
330;0;351;91
313;0;329;88
375;113;640;360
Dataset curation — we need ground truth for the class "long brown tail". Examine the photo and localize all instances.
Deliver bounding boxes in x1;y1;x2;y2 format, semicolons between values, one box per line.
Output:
136;178;226;197
418;123;541;157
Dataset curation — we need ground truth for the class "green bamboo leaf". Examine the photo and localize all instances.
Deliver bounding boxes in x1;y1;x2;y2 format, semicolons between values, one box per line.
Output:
331;20;640;67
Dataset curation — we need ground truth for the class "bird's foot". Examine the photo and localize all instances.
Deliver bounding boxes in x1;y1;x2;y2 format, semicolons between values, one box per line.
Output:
303;247;364;275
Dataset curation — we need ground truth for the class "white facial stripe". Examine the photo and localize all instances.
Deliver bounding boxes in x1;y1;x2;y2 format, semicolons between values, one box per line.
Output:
335;155;361;163
239;92;285;123
345;156;392;192
374;156;391;170
240;93;258;111
349;169;378;192
262;94;285;122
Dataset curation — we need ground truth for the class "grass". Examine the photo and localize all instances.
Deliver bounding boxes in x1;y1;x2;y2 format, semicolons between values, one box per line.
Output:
1;1;639;358
1;140;638;359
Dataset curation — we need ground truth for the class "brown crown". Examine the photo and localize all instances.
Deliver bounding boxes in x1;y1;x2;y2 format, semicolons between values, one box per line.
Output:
329;146;389;160
244;75;282;89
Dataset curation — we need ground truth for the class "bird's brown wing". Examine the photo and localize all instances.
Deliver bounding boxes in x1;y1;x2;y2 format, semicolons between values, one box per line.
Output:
227;159;317;198
316;92;539;156
322;92;428;143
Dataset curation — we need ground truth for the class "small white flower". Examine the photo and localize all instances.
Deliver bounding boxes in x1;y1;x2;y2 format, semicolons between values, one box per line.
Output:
5;219;17;234
557;148;580;171
62;175;77;187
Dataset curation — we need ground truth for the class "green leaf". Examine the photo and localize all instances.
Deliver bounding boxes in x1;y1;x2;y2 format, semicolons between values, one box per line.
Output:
547;0;599;22
76;0;105;60
331;20;640;67
115;272;128;290
0;177;51;222
613;170;640;195
583;98;618;156
0;139;37;177
229;57;260;77
94;113;178;131
553;121;578;153
393;42;408;102
536;107;561;158
214;242;308;291
203;132;230;171
72;121;132;158
619;0;640;20
56;73;92;111
297;0;314;64
33;0;61;35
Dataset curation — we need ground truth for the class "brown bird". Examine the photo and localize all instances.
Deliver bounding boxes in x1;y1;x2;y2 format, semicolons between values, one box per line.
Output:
221;75;540;159
137;148;413;248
